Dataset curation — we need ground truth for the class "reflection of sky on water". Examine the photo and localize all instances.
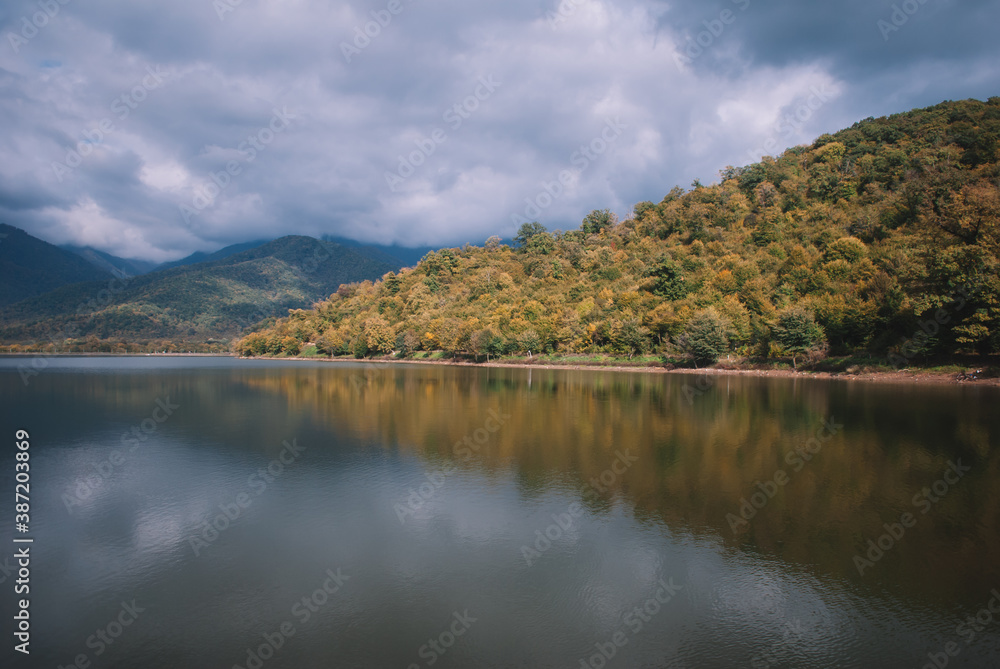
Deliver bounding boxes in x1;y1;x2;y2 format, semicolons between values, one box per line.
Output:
2;357;999;667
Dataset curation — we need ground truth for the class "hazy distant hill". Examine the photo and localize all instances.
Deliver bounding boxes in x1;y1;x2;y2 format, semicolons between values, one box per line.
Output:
157;237;415;272
0;235;399;343
322;235;433;268
154;239;271;271
0;224;114;306
62;245;160;277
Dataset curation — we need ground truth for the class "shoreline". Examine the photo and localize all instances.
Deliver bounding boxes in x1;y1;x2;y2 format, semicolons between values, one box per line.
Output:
1;352;996;386
0;352;229;357
346;356;1000;387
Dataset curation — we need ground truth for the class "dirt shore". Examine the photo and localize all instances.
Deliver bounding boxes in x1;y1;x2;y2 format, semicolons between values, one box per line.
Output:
313;356;1000;387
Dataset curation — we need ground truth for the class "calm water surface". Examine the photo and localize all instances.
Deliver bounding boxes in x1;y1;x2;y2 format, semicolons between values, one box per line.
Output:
1;356;999;668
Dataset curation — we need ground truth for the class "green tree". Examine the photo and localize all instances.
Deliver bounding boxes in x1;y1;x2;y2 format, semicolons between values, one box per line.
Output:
382;272;402;295
514;222;547;248
773;308;825;368
633;201;657;219
526;231;555;255
683;309;731;366
395;329;421;357
516;328;541;355
644;259;688;300
581;209;617;235
352;336;369;359
471;328;503;362
611;318;650;359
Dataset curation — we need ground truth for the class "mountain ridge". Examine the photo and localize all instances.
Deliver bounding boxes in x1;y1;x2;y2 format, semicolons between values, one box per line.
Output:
61;245;160;277
0;235;400;347
0;224;115;306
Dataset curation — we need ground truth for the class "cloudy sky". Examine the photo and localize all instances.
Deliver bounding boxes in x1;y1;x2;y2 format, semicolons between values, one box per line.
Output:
1;0;997;261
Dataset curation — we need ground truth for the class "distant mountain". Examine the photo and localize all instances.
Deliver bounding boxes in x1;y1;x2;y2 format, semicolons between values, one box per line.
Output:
154;239;271;271
0;224;114;306
62;245;159;277
0;236;399;343
154;237;421;273
322;235;434;268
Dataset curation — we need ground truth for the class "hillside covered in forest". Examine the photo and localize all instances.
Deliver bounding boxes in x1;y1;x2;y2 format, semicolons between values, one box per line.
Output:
1;236;399;350
237;98;1000;366
0;224;117;306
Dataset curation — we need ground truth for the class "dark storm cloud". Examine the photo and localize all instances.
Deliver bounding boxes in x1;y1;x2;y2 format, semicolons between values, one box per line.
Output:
660;0;982;71
0;0;997;260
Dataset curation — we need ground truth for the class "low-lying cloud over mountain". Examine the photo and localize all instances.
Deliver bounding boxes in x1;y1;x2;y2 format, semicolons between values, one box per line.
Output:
1;0;997;261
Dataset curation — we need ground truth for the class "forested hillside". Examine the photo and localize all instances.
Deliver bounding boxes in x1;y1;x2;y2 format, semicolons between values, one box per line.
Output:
1;236;398;349
0;224;115;305
237;98;1000;366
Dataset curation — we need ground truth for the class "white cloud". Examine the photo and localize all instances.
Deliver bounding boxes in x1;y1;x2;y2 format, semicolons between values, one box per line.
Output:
0;0;997;259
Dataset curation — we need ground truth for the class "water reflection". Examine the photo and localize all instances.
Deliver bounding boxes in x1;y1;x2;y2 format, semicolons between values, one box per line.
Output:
239;363;1000;597
0;357;998;668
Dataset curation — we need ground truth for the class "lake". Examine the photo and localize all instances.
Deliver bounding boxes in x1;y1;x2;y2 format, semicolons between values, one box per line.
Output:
1;356;998;668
